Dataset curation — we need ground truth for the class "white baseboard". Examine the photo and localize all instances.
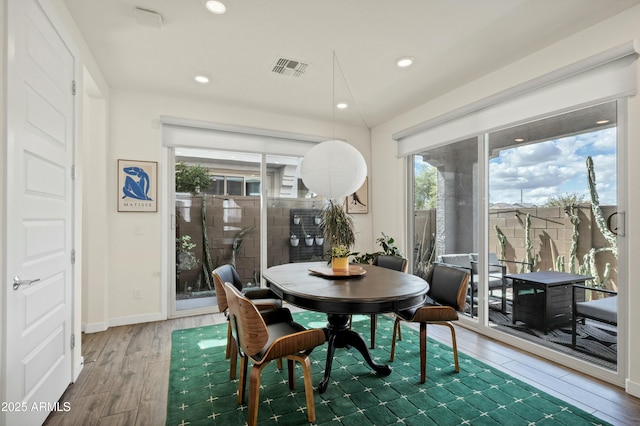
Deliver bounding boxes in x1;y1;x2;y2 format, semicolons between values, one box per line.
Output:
82;312;165;334
108;312;164;327
626;378;640;398
82;321;108;333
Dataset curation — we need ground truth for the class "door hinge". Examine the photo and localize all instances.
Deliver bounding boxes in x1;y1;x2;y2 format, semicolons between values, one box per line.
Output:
71;165;76;180
71;249;76;264
72;80;76;96
71;334;75;350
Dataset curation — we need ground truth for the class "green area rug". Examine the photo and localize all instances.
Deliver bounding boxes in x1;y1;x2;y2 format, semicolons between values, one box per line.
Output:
166;311;609;425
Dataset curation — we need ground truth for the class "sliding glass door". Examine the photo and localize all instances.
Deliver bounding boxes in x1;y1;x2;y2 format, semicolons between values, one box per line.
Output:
486;102;619;370
173;148;262;314
412;137;479;316
411;101;622;372
170;148;326;316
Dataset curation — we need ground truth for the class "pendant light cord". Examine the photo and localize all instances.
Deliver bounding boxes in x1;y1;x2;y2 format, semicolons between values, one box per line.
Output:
332;50;370;130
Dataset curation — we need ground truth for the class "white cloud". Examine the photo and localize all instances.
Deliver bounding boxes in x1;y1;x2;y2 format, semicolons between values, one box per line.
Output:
490;129;617;205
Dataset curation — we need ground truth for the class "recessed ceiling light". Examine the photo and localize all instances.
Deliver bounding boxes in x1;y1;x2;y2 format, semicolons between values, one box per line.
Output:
514;138;525;142
596;119;610;124
336;102;348;109
205;1;226;14
396;56;414;68
194;75;210;84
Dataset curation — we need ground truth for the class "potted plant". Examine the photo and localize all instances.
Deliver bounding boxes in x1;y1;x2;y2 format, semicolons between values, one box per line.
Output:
300;220;314;246
331;244;351;272
315;235;324;245
321;200;356;271
293;214;301;225
290;233;299;247
352;233;403;264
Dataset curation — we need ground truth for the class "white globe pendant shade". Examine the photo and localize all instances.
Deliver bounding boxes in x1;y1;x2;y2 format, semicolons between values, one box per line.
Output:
301;140;367;199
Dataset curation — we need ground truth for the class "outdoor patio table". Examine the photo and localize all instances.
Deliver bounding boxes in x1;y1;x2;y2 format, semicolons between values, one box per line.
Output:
506;271;592;333
263;261;429;393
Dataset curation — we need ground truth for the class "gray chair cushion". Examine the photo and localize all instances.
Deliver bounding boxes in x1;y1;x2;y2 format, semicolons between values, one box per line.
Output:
469;253;503;273
438;254;471;269
576;296;617;324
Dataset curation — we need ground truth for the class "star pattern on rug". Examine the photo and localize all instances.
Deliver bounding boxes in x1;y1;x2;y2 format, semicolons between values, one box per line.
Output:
166;312;611;426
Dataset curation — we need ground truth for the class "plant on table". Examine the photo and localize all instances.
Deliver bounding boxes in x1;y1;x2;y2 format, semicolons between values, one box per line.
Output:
320;200;356;271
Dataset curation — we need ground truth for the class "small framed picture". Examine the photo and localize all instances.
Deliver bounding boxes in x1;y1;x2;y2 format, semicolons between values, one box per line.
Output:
117;159;158;212
346;177;368;214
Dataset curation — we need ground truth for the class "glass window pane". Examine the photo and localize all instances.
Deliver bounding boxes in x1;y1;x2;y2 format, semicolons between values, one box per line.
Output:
174;148;262;313
246;177;260;196
227;176;243;195
412;137;479;318
266;154;326;267
488;101;618;369
209;175;224;195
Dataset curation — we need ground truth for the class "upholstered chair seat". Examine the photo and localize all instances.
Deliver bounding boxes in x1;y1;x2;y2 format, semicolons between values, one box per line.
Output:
390;263;469;383
224;282;326;425
212;264;282;379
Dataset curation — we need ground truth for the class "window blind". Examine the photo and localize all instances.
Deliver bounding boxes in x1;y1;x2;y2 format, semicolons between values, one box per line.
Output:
395;41;639;157
161;116;323;157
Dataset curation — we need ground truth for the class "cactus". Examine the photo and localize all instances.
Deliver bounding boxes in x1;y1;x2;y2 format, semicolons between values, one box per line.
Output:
582;156;617;288
587;157;617;257
523;213;535;273
565;205;580;274
495;225;507;261
201;194;213;291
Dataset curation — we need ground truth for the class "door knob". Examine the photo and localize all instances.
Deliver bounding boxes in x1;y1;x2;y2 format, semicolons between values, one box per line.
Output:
13;276;40;290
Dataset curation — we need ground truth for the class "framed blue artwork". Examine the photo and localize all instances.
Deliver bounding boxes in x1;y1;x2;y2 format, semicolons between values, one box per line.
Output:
117;159;157;212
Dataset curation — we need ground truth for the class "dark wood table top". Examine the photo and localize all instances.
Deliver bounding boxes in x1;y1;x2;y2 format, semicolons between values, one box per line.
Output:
504;271;592;285
263;261;429;315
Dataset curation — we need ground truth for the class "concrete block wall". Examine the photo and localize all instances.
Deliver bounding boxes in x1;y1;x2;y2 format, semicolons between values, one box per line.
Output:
418;204;618;290
176;195;327;291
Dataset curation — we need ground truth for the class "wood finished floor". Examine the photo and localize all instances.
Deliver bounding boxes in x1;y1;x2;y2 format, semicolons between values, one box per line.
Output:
44;306;640;426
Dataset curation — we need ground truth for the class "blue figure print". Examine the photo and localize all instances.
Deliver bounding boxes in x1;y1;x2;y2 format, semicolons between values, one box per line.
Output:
122;166;153;201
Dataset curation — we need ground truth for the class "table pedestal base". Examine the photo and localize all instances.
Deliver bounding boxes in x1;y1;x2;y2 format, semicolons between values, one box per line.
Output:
318;313;391;393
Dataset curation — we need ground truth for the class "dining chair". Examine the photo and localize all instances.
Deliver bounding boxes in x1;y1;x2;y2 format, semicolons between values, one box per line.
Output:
212;264;282;379
224;282;326;426
390;263;469;383
350;255;408;348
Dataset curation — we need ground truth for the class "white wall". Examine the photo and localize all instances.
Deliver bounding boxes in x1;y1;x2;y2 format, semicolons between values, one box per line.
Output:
81;82;109;331
84;89;372;329
0;0;7;403
371;6;640;397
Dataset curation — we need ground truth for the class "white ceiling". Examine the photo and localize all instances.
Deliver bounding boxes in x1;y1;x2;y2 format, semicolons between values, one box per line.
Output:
62;0;640;128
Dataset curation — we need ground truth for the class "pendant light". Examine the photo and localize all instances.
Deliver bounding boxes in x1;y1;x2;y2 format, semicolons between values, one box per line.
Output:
301;51;367;200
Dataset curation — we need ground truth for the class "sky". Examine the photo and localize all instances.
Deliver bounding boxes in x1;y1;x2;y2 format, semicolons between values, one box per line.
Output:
489;128;617;206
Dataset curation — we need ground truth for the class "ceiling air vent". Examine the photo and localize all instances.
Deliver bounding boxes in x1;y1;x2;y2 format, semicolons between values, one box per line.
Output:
271;57;309;77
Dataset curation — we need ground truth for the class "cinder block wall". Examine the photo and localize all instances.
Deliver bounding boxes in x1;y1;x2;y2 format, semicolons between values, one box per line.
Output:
418;204;618;290
176;195;326;288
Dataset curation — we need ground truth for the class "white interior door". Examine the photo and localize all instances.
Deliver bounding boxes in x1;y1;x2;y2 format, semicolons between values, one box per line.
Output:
3;0;75;424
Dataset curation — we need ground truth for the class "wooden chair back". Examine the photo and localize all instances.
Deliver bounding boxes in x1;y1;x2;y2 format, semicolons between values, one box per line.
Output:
224;282;269;358
212;264;243;313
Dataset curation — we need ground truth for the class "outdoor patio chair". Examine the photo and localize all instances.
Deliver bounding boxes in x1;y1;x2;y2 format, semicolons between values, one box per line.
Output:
390;263;469;383
212;264;282;379
572;285;618;349
469;253;508;313
224;282;326;425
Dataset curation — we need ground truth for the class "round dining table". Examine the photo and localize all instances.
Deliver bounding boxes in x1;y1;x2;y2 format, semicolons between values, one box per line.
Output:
263;261;429;393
